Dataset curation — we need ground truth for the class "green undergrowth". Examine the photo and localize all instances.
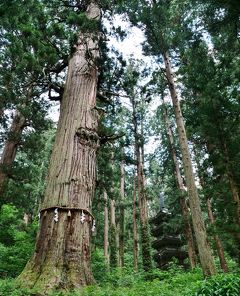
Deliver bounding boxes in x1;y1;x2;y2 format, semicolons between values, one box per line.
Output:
0;246;240;296
1;268;240;296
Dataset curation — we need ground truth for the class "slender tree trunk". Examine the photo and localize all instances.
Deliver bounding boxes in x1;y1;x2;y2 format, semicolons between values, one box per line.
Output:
220;153;240;242
205;141;240;248
133;172;138;271
109;151;118;268
132;98;152;271
0;110;26;197
162;103;197;268
119;149;125;268
206;198;229;272
110;198;118;268
18;2;101;292
221;141;240;225
104;190;109;265
163;51;216;276
0;108;4;123
208;103;240;226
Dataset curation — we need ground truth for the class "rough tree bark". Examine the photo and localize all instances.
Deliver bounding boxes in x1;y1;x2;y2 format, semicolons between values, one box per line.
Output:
162;104;197;268
132;97;152;271
18;2;101;292
0;110;26;197
163;51;216;276
119;148;125;267
104;190;109;264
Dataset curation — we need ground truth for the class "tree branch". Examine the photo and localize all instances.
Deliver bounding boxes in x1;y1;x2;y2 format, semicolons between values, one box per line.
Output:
100;133;125;145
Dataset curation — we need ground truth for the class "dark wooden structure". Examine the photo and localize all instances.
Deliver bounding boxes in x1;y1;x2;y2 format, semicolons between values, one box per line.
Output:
151;209;188;269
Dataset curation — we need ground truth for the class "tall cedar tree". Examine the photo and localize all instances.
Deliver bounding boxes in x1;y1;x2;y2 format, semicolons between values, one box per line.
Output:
161;102;197;269
118;0;216;276
126;64;152;271
18;1;101;292
119;147;125;267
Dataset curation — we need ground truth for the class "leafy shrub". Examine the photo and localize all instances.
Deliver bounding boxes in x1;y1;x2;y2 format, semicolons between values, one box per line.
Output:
91;248;109;283
103;267;144;287
0;268;202;296
1;259;238;296
196;273;240;296
0;279;32;296
144;268;172;281
0;204;37;278
91;249;144;286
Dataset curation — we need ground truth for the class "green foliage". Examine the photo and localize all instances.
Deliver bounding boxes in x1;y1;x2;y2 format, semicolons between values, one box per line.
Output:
0;0;240;294
91;248;109;283
1;267;240;296
0;205;36;278
196;273;240;296
67;12;99;32
1;128;55;212
0;267;203;296
0;279;32;296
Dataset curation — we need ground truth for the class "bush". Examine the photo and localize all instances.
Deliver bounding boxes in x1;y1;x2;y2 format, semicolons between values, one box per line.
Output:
91;248;109;283
0;279;32;296
1;254;238;296
0;204;37;278
196;273;240;296
0;267;202;296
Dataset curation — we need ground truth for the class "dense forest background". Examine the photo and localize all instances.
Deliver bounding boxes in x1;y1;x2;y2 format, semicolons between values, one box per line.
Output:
0;0;240;295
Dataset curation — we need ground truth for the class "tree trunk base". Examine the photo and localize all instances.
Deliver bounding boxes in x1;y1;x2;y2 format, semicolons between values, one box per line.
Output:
17;264;93;295
17;211;95;294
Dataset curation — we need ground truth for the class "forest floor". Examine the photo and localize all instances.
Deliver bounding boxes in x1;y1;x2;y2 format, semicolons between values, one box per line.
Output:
0;265;240;296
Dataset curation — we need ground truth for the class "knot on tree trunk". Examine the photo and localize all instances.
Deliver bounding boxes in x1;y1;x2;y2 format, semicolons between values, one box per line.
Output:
76;127;100;148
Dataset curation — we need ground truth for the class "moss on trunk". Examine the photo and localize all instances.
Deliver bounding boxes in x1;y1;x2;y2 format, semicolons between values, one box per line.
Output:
141;223;152;271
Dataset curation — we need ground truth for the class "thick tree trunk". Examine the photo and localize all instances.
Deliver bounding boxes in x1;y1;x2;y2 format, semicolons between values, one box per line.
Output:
18;2;101;292
163;51;216;276
110;198;118;268
132;98;152;271
104;190;109;265
119;150;125;268
133;173;138;270
206;198;229;272
162;104;197;268
0;110;26;197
